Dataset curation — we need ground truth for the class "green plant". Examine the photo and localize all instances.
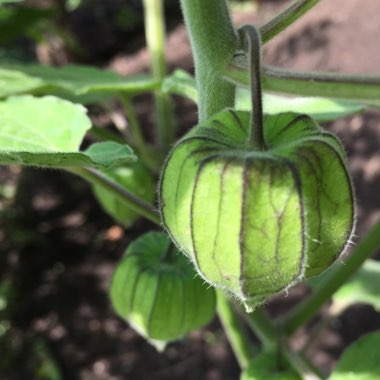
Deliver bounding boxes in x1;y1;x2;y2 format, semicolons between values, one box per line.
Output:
110;231;216;345
92;161;154;228
1;0;380;378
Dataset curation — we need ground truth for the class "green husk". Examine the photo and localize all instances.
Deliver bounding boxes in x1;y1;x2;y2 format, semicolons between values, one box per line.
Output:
110;232;216;342
160;110;354;310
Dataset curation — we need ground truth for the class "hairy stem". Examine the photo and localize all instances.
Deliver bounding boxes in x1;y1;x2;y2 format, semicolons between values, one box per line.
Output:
143;0;174;152
226;64;380;103
238;25;265;150
69;167;160;225
281;219;380;335
260;0;321;44
180;0;238;122
216;292;257;369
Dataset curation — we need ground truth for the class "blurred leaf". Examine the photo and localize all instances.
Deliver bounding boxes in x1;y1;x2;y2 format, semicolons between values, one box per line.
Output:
0;7;50;44
329;331;380;380
368;100;380;108
236;88;364;121
0;95;135;168
65;0;82;11
115;5;142;31
331;259;380;312
0;64;160;99
83;142;135;168
0;67;44;97
93;161;154;228
45;88;114;106
0;0;24;4
0;281;15;317
241;352;301;380
162;69;197;102
31;338;62;380
0;46;33;63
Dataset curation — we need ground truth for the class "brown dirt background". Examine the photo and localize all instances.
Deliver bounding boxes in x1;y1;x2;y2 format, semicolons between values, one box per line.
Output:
0;1;380;379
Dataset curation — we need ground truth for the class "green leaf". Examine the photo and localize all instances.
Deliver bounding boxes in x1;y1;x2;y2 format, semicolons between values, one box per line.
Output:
162;69;197;102
236;88;364;121
0;67;44;97
83;142;135;168
0;64;160;99
0;95;135;168
329;331;380;380
330;259;380;312
93;161;154;228
241;352;301;380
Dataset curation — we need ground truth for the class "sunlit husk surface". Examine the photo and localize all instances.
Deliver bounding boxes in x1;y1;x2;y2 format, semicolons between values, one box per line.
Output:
160;110;354;308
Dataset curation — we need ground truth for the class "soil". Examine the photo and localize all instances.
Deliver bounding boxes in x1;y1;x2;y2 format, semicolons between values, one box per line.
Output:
1;1;380;379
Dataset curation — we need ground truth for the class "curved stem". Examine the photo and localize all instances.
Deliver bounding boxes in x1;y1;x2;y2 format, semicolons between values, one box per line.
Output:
244;308;321;379
180;0;238;122
120;95;147;149
143;0;174;152
216;291;257;369
245;308;278;350
282;347;322;380
68;167;161;226
120;95;160;173
238;25;265;150
226;64;380;103
260;0;321;44
280;219;380;335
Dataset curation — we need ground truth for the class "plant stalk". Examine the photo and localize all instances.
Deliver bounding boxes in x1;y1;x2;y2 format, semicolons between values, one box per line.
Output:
120;95;160;172
180;0;238;122
239;25;265;150
143;0;174;152
281;219;380;335
260;0;321;44
245;308;278;350
245;308;321;379
226;64;380;103
216;291;257;369
69;167;161;225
